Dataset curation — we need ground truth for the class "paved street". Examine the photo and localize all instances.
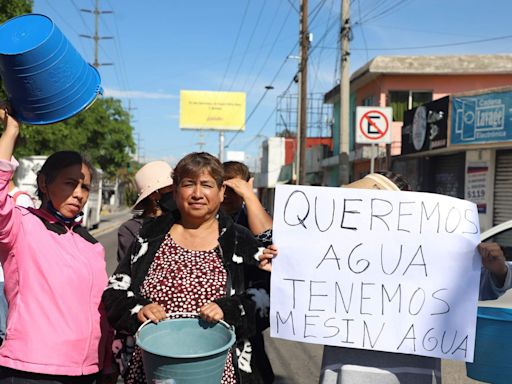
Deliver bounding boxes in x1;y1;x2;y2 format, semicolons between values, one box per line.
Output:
95;211;488;384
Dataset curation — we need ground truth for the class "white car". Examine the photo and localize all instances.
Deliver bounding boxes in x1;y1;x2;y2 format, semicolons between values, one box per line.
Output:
479;220;512;306
480;220;512;260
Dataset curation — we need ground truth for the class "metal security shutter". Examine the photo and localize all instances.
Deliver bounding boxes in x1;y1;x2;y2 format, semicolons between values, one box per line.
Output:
430;153;465;198
493;150;512;225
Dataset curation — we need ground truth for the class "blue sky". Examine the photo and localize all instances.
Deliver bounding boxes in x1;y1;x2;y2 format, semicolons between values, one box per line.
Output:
32;0;512;169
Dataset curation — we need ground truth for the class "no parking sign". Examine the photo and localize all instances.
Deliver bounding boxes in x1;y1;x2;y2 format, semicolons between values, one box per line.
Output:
356;107;393;144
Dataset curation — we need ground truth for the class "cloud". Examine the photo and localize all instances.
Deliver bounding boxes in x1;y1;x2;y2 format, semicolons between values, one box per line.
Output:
104;88;178;100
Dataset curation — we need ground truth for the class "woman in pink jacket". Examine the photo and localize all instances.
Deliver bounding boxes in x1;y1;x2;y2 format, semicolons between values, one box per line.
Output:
0;108;113;383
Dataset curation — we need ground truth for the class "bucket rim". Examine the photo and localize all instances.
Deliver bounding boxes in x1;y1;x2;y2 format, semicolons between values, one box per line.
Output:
0;14;55;56
477;306;512;321
136;317;236;359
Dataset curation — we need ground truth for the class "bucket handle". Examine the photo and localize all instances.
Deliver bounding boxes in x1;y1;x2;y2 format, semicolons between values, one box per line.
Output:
135;311;234;339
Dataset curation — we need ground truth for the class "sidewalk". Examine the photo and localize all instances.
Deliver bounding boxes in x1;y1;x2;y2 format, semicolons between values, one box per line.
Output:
91;207;132;237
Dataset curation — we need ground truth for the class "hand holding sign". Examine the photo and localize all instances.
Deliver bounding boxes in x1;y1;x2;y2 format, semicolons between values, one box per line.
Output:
478;242;508;285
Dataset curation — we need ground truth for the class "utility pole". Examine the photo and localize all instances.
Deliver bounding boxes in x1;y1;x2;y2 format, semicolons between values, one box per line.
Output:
196;132;206;151
219;131;225;162
133;132;143;164
339;0;351;185
297;0;309;185
80;0;113;68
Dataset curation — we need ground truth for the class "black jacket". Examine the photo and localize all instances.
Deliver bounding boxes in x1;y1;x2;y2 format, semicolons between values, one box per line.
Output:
102;209;272;383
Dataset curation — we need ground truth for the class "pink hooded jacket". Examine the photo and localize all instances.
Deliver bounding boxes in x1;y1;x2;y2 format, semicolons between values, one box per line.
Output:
0;159;109;376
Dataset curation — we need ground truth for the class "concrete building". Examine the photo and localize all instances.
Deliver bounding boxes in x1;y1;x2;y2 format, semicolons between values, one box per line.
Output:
255;54;512;228
322;54;512;188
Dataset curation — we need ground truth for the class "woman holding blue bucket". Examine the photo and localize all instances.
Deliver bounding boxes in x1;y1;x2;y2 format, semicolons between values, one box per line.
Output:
102;152;277;384
0;108;115;383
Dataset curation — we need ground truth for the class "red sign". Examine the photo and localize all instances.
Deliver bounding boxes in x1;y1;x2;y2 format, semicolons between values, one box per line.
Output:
359;110;390;140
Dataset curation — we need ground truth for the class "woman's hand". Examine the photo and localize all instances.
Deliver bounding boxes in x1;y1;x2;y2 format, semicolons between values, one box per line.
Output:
0;106;20;161
479;242;509;286
259;244;278;272
0;106;20;133
223;177;254;200
199;302;224;323
137;303;167;324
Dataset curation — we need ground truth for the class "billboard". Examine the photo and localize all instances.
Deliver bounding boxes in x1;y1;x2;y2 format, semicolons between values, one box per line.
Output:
180;90;246;131
401;96;449;155
451;88;512;145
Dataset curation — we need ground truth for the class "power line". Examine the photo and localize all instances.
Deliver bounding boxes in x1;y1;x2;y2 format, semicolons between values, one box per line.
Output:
364;0;414;24
310;0;337;91
286;0;299;13
218;0;250;91
225;85;275;148
315;33;512;51
229;0;268;90
243;106;276;149
356;0;369;63
241;0;284;91
105;0;132;94
245;5;295;96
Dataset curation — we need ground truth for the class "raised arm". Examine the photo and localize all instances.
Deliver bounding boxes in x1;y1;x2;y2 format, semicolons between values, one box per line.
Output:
0;108;22;250
224;177;272;235
0;107;19;161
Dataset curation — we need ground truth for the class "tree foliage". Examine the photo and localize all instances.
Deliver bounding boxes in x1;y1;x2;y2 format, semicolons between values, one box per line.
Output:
15;97;136;179
0;0;32;24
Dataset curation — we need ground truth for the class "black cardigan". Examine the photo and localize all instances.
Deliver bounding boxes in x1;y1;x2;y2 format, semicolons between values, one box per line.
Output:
102;209;272;383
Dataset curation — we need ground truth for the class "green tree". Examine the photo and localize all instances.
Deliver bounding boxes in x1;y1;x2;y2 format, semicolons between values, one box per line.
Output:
0;0;32;23
0;0;33;101
15;97;136;179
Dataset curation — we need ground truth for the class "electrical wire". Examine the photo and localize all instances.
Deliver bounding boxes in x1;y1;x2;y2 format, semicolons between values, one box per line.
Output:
218;1;251;91
105;0;132;95
356;0;369;63
240;0;284;91
316;33;512;51
245;4;295;96
229;0;268;91
286;0;299;14
357;0;414;24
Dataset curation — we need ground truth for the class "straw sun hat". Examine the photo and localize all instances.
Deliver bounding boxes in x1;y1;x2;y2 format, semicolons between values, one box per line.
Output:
343;172;400;191
132;161;173;210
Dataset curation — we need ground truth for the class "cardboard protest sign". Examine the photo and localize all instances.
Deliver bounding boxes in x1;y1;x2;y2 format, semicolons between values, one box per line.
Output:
270;184;481;362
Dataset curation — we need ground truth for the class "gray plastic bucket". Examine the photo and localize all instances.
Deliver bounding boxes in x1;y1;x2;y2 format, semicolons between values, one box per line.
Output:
466;306;512;384
0;14;102;125
136;316;236;384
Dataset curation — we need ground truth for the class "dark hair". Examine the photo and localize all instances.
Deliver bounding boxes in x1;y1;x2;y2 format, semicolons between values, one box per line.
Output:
173;152;224;188
375;170;411;191
222;161;250;181
36;151;95;199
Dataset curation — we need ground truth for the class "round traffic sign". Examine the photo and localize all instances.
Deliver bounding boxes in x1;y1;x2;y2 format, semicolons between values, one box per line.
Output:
359;109;390;140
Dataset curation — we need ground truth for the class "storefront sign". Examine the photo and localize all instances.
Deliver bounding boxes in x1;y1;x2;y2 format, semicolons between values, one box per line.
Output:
271;184;481;362
451;89;512;145
402;96;449;155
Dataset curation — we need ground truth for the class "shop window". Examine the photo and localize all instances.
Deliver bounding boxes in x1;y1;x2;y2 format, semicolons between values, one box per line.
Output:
362;95;375;106
389;90;433;121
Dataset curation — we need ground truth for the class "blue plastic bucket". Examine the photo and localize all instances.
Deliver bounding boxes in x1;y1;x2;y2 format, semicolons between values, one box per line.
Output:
0;14;102;124
466;306;512;384
136;317;236;384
